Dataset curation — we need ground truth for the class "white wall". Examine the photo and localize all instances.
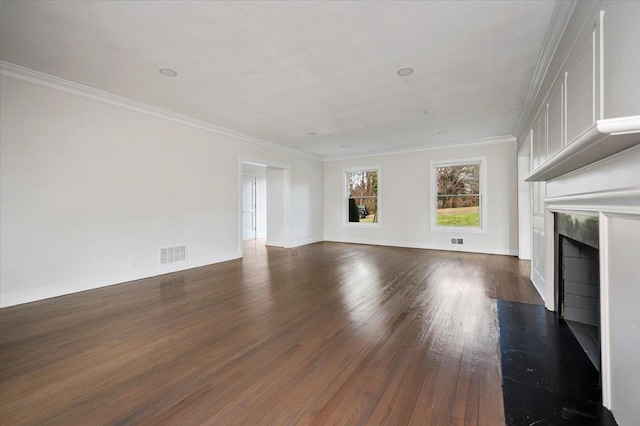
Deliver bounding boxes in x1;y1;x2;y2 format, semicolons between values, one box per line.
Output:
323;138;518;255
242;163;267;238
0;73;323;307
266;167;286;247
606;215;640;426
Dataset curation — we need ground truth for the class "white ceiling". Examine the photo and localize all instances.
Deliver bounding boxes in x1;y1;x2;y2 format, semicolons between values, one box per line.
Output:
0;0;556;158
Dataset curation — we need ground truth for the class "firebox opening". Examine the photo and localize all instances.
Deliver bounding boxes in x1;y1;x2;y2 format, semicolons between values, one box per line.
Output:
556;213;600;372
561;236;600;370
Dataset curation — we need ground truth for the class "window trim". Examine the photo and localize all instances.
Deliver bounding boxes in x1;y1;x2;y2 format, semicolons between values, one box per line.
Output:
343;166;381;228
430;157;487;233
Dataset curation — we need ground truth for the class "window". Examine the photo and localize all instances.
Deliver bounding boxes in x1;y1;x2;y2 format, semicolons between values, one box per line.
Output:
431;158;486;231
346;169;379;225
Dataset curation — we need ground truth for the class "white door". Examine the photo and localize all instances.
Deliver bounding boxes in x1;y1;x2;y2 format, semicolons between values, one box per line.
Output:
529;127;545;298
518;154;532;260
531;180;546;297
242;175;256;240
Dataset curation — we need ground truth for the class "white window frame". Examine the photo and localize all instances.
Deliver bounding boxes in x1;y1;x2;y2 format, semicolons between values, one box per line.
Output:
343;167;381;228
430;157;487;233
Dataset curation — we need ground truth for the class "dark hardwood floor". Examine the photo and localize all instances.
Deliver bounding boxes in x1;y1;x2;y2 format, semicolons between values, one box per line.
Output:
0;241;542;425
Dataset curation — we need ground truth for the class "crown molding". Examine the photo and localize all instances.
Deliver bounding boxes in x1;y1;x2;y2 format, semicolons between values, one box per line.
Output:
513;0;577;140
0;61;323;161
323;135;516;162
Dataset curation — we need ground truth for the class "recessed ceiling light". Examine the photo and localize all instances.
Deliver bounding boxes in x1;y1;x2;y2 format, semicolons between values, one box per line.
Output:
159;68;178;77
438;130;448;135
396;67;414;77
340;145;349;149
423;109;436;114
307;132;317;136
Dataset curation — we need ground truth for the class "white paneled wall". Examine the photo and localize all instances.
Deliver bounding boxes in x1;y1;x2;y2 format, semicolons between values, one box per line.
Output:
547;81;564;158
525;1;640;178
603;1;640;118
565;21;597;142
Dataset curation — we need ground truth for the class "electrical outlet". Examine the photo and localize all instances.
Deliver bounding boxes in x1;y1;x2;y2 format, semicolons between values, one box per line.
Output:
451;238;464;245
457;238;464;245
128;257;137;267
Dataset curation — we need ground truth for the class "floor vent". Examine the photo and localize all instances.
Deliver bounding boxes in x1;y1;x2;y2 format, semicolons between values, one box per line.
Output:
160;245;187;265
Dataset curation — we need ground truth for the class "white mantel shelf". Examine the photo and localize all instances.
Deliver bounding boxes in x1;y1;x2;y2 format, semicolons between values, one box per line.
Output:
525;115;640;182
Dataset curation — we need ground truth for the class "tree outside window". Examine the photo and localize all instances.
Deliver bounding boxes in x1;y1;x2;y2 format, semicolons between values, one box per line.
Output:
346;170;378;224
435;163;480;227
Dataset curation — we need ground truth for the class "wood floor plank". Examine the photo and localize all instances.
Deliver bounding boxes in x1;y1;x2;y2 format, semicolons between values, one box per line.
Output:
0;241;542;425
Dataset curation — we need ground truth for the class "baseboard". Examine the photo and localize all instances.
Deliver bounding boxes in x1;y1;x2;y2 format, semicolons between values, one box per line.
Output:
289;237;323;248
0;252;240;308
265;237;323;249
530;269;546;299
265;240;286;248
324;236;518;256
532;277;547;303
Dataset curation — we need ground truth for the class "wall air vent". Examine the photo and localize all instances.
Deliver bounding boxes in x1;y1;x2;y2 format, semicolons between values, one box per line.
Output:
160;245;187;265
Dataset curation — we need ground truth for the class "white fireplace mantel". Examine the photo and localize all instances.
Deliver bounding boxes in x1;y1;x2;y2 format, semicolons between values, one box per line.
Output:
546;187;640;216
541;145;640;413
526;116;640;183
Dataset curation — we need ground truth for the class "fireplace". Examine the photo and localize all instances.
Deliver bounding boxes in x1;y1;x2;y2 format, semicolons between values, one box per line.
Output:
555;213;601;370
538;145;640;423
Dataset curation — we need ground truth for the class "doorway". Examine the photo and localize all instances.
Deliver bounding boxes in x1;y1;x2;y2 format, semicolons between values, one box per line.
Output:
242;162;268;242
239;160;290;256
